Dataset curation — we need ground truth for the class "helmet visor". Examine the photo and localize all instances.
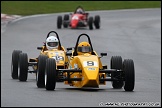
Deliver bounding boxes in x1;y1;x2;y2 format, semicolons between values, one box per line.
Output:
47;42;58;47
78;46;91;53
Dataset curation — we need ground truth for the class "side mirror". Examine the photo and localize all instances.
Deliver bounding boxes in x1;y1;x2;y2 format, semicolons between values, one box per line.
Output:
100;53;107;57
37;47;43;50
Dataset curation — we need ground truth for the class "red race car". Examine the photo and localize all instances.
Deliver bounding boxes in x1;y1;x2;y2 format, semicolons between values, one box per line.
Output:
57;6;100;30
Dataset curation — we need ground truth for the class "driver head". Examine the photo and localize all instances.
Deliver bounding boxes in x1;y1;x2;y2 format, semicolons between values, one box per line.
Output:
77;41;91;55
46;36;59;50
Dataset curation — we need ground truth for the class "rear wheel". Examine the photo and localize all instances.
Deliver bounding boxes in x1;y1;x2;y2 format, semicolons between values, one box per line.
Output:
88;17;93;30
45;58;57;90
111;56;124;89
57;16;62;29
36;55;48;88
18;53;28;81
123;59;135;91
94;15;100;29
11;50;22;79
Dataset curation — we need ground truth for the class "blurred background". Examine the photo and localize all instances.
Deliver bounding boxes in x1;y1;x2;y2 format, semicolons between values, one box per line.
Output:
1;1;161;16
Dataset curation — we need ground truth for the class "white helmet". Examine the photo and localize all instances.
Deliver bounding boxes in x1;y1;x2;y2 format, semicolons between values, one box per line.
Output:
76;8;83;14
46;36;59;50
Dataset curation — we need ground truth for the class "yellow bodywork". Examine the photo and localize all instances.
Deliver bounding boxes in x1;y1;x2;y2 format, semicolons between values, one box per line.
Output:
42;46;68;68
30;46;68;69
64;52;106;88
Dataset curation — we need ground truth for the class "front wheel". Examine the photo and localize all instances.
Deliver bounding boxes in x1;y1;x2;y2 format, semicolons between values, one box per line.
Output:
88;17;93;30
36;55;48;88
57;16;62;29
123;59;135;91
63;14;69;28
94;15;100;29
45;58;57;90
18;53;28;81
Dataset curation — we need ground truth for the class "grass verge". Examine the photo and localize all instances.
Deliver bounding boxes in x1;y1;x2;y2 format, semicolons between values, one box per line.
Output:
1;1;161;16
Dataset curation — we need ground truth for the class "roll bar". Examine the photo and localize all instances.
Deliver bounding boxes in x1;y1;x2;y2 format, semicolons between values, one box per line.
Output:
73;33;94;56
46;31;62;50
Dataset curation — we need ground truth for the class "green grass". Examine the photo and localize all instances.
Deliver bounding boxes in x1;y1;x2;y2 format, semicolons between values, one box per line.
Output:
1;1;161;16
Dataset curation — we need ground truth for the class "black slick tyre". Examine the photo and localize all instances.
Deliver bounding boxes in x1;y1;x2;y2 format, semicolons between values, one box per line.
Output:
11;50;22;79
88;17;93;30
63;14;69;28
36;55;48;88
94;15;100;29
111;56;124;89
45;58;57;90
18;53;28;81
123;59;135;91
57;16;62;29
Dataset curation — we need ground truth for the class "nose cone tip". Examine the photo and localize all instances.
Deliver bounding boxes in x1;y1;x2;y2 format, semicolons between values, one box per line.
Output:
82;80;99;88
71;24;76;28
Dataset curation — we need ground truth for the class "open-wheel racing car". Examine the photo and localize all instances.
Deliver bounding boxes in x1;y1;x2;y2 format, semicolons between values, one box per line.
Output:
57;6;100;30
42;33;135;91
11;31;69;87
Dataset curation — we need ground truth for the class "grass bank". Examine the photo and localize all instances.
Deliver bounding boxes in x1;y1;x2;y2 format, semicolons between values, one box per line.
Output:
1;1;161;16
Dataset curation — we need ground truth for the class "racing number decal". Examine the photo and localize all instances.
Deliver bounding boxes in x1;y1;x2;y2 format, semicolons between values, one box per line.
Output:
83;61;98;67
52;56;64;61
72;15;79;20
87;61;94;66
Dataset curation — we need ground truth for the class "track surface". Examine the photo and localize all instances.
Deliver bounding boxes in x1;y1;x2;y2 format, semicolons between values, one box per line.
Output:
1;8;161;107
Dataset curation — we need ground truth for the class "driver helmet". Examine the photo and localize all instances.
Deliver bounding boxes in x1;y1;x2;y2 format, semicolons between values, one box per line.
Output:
77;41;91;55
76;8;83;14
46;36;59;50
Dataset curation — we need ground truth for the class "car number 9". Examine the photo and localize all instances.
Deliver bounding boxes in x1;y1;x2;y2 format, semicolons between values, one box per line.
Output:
83;61;98;67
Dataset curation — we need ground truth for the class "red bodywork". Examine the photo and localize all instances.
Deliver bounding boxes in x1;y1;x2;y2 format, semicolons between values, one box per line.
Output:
70;13;88;28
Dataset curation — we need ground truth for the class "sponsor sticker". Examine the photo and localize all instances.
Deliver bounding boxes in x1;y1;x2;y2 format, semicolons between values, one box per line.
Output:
87;68;96;70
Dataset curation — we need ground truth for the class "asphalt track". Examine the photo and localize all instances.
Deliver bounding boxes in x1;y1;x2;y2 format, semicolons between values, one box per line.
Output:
1;8;161;107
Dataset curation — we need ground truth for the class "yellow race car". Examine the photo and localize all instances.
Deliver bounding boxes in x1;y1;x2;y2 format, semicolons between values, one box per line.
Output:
43;33;135;91
11;31;69;87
